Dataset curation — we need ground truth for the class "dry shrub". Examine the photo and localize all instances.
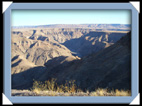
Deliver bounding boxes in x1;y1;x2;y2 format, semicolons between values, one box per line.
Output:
31;78;78;94
90;88;131;96
31;79;131;96
32;80;45;94
115;89;131;96
90;88;108;96
45;78;56;91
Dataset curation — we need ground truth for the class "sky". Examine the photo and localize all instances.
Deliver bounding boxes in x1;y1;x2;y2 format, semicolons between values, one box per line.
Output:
11;10;131;27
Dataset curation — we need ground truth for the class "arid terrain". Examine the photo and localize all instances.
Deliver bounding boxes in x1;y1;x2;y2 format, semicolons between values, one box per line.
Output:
11;24;131;96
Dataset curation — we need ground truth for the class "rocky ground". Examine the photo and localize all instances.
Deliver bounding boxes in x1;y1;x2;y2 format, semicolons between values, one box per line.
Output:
11;89;91;96
11;89;131;96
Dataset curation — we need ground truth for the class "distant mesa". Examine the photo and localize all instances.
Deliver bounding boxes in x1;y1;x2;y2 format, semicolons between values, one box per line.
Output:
12;24;131;31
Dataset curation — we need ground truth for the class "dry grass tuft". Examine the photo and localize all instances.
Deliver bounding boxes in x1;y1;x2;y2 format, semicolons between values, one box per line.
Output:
31;78;131;96
115;89;131;96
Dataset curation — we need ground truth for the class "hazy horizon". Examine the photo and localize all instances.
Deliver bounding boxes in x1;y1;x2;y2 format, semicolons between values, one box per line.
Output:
11;10;131;27
12;23;131;27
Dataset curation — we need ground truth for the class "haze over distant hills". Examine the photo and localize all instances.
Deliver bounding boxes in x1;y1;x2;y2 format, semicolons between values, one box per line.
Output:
12;24;131;31
11;24;131;92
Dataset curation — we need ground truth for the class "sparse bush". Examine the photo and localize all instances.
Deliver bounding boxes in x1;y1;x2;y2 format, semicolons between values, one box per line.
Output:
45;78;56;91
115;89;131;96
31;79;131;96
32;78;78;94
93;88;109;96
90;88;131;96
32;80;45;94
